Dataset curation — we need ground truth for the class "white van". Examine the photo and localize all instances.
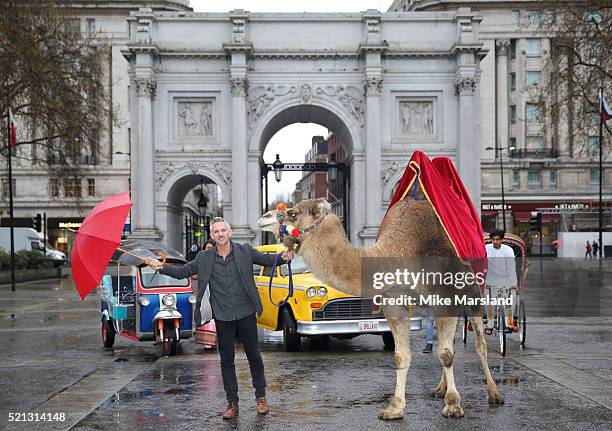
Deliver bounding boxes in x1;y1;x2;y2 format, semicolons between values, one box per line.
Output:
0;227;66;265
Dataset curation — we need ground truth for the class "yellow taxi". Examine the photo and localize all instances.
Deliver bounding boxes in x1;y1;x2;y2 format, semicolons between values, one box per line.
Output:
253;244;394;351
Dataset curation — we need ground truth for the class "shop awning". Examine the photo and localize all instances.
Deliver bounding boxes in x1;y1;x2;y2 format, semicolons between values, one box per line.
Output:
514;211;560;222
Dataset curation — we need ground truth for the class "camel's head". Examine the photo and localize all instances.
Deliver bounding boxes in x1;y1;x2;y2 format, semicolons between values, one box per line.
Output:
283;198;332;230
257;209;281;239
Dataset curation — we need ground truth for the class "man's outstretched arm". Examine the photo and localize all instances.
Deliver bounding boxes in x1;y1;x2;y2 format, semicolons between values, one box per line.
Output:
144;255;199;279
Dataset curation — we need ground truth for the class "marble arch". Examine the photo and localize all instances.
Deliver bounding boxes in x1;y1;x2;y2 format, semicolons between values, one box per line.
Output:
124;8;484;247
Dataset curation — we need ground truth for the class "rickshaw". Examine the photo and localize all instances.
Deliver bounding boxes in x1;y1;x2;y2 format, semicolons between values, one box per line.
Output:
462;233;528;356
100;239;196;356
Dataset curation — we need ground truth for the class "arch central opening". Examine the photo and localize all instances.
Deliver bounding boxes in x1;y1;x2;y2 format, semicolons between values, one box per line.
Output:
259;104;355;243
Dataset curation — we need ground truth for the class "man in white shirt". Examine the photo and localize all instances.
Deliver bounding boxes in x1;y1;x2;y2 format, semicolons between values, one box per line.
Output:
485;229;518;333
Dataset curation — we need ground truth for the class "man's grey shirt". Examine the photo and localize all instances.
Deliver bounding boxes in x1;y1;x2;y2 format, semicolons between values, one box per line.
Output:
209;247;255;321
159;241;285;325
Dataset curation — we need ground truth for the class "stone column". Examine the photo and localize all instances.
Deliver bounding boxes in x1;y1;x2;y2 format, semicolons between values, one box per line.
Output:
228;75;254;242
358;10;385;246
455;76;481;214
359;76;384;245
496;39;510;150
453;8;483;215
131;75;161;240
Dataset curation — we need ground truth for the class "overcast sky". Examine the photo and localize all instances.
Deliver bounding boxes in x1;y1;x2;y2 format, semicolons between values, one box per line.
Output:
188;1;394;204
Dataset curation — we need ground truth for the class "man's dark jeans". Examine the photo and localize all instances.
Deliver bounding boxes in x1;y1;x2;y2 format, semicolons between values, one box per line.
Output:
216;313;266;402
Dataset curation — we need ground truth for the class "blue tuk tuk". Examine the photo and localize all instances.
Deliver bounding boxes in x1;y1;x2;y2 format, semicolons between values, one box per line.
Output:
100;240;196;356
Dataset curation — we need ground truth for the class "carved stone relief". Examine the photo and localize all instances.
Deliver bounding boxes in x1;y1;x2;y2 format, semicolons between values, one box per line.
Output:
315;85;364;125
399;101;434;135
177;101;213;136
299;83;312;104
156;161;232;193
247;83;364;127
247;85;297;124
382;161;401;185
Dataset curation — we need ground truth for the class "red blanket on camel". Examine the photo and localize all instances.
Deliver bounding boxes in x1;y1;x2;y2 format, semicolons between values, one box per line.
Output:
386;151;487;285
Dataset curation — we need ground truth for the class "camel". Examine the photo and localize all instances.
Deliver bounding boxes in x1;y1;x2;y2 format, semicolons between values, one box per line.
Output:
257;196;504;420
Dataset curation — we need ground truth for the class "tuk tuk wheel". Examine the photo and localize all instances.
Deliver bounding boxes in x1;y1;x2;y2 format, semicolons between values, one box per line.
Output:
161;322;178;356
102;318;115;348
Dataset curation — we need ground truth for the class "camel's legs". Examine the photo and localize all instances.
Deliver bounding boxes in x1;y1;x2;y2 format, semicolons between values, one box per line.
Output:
436;316;464;418
470;315;504;404
431;369;447;398
378;316;412;420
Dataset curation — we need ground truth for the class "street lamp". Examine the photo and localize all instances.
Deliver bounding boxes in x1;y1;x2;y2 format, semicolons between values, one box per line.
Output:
328;153;338;182
485;143;516;232
197;180;208;216
272;154;284;183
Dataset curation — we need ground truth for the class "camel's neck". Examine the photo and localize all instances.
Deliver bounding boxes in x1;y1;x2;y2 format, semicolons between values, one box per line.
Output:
299;216;364;297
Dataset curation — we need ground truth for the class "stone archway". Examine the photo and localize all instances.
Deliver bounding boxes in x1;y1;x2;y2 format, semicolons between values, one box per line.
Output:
247;98;363;243
157;163;230;251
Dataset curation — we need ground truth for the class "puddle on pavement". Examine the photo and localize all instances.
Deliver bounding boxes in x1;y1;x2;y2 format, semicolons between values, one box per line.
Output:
164;388;188;395
98;388;156;410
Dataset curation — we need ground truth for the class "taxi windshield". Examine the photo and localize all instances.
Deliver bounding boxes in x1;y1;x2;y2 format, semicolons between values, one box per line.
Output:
279;255;310;276
139;267;189;288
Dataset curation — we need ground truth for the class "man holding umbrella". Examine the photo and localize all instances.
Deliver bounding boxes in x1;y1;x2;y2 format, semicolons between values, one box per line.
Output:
145;217;294;419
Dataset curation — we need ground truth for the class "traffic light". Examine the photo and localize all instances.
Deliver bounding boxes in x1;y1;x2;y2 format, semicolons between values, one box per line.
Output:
529;212;541;231
33;213;42;232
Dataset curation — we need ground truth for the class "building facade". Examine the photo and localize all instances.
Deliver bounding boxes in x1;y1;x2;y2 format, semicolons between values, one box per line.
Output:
122;7;484;249
391;0;612;253
3;1;489;252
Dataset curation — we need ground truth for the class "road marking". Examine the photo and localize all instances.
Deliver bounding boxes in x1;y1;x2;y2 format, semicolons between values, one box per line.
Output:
1;361;153;431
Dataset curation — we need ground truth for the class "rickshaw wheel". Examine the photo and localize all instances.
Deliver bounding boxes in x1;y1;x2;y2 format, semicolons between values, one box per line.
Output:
102;318;115;348
497;307;506;356
161;322;178;356
518;300;526;346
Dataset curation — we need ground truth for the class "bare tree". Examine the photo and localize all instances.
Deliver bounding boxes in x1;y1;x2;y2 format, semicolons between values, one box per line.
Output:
0;0;113;176
534;0;611;157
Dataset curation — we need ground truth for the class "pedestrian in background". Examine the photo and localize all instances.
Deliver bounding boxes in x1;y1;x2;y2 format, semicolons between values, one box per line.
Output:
593;241;599;259
196;240;218;349
585;241;592;260
422;307;435;353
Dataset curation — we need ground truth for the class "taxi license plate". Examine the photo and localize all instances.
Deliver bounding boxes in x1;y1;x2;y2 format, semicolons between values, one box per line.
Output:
358;321;378;332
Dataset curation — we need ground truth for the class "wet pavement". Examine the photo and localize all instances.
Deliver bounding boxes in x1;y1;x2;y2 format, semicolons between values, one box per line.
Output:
1;265;612;430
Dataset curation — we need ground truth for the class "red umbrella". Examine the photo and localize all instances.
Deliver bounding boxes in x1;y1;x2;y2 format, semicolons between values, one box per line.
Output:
71;191;134;299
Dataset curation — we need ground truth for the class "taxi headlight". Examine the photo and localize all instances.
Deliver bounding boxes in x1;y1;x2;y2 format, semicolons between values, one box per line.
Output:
317;287;327;298
306;287;316;298
138;296;150;307
162;294;176;307
188;294;197;304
